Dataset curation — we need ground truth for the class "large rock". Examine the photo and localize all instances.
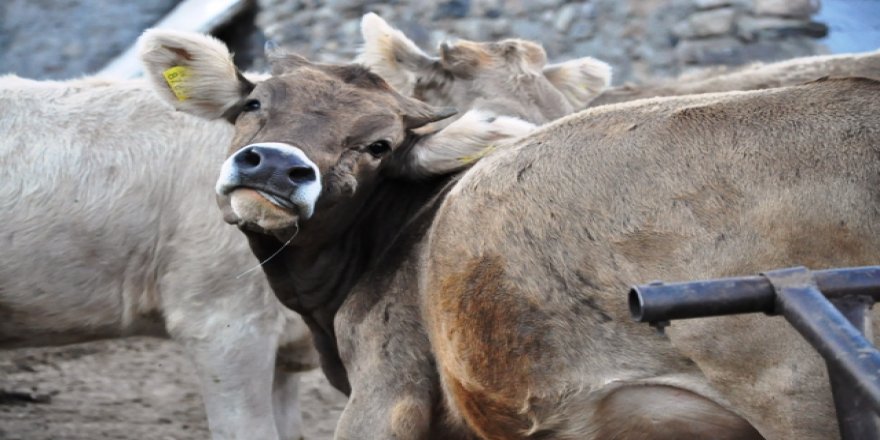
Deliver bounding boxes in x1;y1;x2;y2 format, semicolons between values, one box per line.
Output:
675;36;747;65
738;15;828;41
752;0;820;18
692;0;748;9
674;7;738;38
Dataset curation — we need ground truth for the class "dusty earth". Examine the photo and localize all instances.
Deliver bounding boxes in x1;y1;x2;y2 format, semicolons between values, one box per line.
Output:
0;337;346;440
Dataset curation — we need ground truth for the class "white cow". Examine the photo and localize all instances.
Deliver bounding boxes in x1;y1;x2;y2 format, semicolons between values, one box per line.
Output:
0;74;316;440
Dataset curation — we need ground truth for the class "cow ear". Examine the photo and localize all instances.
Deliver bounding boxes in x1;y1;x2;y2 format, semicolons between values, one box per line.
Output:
265;41;311;75
395;109;536;178
439;41;485;78
543;57;612;109
400;96;457;130
357;13;437;94
139;29;253;120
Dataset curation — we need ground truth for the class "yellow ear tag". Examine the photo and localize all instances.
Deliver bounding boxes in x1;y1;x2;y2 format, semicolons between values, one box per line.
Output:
162;66;191;101
458;144;496;165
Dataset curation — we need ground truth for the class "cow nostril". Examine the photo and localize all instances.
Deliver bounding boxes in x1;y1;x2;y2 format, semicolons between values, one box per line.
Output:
238;149;261;168
288;166;316;183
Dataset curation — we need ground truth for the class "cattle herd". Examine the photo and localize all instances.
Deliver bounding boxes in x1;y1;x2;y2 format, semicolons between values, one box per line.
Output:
2;11;880;440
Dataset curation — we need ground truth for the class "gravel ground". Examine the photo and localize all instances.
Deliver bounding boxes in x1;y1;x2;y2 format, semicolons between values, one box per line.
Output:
0;338;346;440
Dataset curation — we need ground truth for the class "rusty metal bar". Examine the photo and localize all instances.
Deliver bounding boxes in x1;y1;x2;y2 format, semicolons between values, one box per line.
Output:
629;266;880;440
764;268;880;417
827;296;880;439
629;266;880;323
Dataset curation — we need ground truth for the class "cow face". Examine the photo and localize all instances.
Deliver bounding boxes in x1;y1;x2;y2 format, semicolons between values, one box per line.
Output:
358;13;612;123
140;30;456;238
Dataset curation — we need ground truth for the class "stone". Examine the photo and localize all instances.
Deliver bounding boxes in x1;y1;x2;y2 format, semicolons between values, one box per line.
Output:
685;8;737;38
434;0;471;20
692;0;748;9
0;0;179;79
569;20;595;40
738;16;828;41
341;19;360;41
740;38;818;62
525;0;562;14
751;0;820;18
451;18;487;40
510;19;546;42
581;3;597;20
554;4;578;32
2;0;829;90
501;0;529;16
675;36;746;65
325;0;370;12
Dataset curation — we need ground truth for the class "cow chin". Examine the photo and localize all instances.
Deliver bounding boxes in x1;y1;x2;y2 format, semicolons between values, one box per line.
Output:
228;188;300;232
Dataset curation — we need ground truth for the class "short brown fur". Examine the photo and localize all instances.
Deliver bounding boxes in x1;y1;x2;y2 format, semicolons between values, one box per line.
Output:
437;255;543;439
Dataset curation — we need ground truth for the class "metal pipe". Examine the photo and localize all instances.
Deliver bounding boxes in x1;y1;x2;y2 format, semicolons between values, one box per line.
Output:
629;266;880;438
826;296;880;439
774;281;880;414
629;266;880;323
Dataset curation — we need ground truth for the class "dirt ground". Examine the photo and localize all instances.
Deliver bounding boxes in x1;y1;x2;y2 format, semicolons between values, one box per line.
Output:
0;337;346;440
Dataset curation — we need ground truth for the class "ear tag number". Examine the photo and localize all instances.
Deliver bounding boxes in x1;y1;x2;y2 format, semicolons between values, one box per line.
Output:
163;66;191;101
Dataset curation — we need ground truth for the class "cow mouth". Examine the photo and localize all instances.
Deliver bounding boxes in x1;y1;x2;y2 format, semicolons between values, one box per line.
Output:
255;189;297;210
227;187;301;231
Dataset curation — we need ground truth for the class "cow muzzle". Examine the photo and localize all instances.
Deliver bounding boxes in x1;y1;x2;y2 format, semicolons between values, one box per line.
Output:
216;142;322;229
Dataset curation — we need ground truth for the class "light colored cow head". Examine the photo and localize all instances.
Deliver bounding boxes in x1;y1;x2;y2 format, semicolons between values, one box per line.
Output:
357;13;612;125
141;30;464;238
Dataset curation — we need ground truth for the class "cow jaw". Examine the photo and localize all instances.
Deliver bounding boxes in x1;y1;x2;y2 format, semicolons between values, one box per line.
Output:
228;188;300;231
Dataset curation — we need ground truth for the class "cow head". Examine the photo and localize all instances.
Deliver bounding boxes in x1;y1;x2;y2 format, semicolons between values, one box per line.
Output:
357;13;612;125
140;30;458;240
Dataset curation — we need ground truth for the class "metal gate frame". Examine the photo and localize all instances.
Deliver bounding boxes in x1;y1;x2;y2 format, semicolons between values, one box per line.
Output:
629;266;880;440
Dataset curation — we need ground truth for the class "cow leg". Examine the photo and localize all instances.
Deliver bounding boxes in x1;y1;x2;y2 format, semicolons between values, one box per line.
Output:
590;384;764;440
273;369;304;440
335;389;432;440
272;311;318;440
172;313;283;440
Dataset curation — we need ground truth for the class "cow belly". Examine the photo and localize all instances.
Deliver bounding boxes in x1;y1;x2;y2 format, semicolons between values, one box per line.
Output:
0;234;168;348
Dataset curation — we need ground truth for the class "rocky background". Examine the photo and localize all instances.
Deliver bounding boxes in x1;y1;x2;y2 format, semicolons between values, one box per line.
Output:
255;0;829;82
3;0;868;84
0;0;181;80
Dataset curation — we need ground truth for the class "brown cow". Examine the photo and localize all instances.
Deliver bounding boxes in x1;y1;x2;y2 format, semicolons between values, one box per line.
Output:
137;23;609;439
355;13;611;175
357;13;611;127
139;25;608;439
589;49;880;106
143;31;880;439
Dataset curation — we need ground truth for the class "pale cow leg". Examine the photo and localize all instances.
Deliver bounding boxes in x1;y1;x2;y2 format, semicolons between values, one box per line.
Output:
273;369;304;440
273;308;318;440
174;317;283;440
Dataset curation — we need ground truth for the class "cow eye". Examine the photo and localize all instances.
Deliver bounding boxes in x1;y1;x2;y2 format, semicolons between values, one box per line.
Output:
243;99;261;112
367;140;391;158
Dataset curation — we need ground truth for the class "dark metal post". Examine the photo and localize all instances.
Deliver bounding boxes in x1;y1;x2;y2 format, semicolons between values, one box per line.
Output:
827;296;880;440
764;268;880;419
630;266;880;440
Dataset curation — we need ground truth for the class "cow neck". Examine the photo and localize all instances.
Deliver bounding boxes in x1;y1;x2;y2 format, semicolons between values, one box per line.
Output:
244;170;460;395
